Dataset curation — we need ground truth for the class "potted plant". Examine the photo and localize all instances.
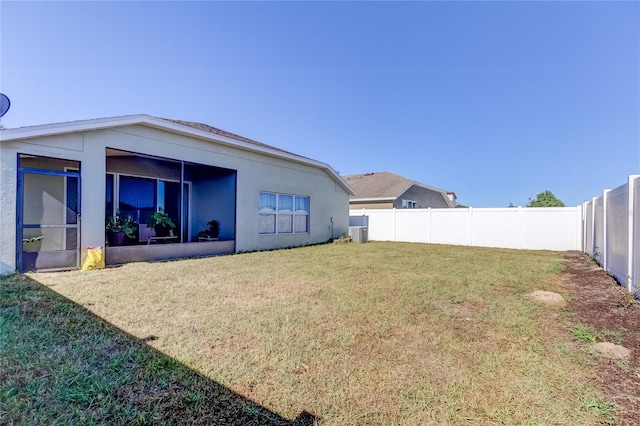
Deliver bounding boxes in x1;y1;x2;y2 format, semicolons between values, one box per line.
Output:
106;212;138;246
22;235;45;252
147;212;176;237
197;219;220;241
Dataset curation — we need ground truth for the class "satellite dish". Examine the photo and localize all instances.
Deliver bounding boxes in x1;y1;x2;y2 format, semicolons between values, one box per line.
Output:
0;93;10;117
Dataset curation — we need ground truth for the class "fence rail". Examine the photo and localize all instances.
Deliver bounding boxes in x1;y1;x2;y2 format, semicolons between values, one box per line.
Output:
350;206;583;251
351;175;640;294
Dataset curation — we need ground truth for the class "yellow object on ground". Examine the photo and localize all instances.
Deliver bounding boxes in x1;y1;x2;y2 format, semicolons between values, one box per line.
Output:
81;246;105;270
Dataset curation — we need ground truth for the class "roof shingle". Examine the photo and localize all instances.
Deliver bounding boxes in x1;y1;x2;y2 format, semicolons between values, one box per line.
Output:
161;117;305;158
343;172;414;199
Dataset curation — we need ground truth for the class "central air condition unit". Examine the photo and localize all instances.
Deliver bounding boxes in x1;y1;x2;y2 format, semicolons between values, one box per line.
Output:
348;226;368;244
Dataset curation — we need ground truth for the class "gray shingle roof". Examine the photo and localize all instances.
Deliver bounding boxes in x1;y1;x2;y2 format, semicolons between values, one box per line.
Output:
343;172;414;199
343;171;455;204
162;117;306;159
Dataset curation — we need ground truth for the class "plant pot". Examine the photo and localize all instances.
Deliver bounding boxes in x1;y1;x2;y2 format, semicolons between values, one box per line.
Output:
154;225;172;238
108;230;126;246
124;234;138;245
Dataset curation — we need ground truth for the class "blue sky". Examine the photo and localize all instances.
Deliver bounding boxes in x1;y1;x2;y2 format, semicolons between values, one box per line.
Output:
1;1;638;207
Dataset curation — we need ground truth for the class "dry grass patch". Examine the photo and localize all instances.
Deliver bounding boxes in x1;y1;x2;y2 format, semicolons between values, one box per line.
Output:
26;242;611;424
1;275;302;425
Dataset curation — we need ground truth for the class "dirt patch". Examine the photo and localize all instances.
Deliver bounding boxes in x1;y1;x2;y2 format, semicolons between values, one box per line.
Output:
591;342;631;360
562;251;640;425
528;290;567;307
431;300;481;318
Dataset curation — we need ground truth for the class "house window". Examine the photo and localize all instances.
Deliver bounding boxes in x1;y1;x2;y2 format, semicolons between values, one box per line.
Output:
118;176;157;226
259;192;276;234
259;192;309;234
402;199;417;209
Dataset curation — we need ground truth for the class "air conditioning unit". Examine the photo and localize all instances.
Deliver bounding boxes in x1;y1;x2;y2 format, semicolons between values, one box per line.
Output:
349;215;369;227
348;226;368;244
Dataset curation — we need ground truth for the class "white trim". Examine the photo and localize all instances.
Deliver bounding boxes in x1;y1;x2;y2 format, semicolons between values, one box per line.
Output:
1;114;355;196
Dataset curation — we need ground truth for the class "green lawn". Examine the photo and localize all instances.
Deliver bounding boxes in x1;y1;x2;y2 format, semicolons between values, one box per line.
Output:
1;242;613;425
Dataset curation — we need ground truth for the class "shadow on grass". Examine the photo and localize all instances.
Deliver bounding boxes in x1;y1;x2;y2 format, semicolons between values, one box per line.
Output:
0;274;317;425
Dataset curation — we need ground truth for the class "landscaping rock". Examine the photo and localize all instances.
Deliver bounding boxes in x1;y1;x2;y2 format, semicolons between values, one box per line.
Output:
591;342;631;360
528;290;567;307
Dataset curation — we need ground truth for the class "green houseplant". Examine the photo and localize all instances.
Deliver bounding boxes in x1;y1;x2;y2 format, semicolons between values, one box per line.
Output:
106;212;138;246
22;235;45;252
197;219;219;241
147;212;176;237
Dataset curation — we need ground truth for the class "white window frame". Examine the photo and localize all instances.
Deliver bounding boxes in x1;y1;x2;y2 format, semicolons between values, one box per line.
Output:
259;192;309;235
402;199;417;209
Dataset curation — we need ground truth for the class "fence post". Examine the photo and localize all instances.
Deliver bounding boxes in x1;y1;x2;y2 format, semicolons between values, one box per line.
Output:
582;202;587;252
468;207;474;246
603;189;611;271
393;208;397;242
591;197;597;257
518;206;524;249
627;176;639;292
427;207;432;243
576;204;583;251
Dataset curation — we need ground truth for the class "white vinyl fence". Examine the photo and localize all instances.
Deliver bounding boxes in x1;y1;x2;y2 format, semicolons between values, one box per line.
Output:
583;175;640;293
350;206;583;251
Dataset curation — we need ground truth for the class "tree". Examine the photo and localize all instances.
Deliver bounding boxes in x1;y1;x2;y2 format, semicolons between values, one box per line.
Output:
526;190;565;207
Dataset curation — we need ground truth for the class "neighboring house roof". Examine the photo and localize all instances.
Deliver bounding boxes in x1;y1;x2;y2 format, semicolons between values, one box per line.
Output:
1;114;355;195
343;171;456;208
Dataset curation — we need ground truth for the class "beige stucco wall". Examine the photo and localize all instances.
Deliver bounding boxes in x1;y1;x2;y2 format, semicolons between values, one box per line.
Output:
349;201;394;209
0;125;349;274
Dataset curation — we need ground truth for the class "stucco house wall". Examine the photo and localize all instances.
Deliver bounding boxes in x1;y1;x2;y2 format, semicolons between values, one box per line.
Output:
392;185;451;209
0;116;352;274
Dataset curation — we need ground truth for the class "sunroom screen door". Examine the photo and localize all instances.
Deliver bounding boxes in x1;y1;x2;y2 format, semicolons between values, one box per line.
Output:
17;168;81;272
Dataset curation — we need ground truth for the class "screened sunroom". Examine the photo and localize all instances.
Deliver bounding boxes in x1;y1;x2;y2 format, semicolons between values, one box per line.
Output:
104;148;236;265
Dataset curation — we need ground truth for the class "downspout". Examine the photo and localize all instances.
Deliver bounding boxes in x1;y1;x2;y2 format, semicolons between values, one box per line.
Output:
330;216;334;239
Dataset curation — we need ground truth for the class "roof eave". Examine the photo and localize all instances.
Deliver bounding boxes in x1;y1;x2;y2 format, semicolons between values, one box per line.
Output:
0;115;355;196
0;114;152;142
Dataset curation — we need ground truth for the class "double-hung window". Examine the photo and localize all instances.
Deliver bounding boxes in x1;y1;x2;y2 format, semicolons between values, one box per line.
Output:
259;192;309;234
